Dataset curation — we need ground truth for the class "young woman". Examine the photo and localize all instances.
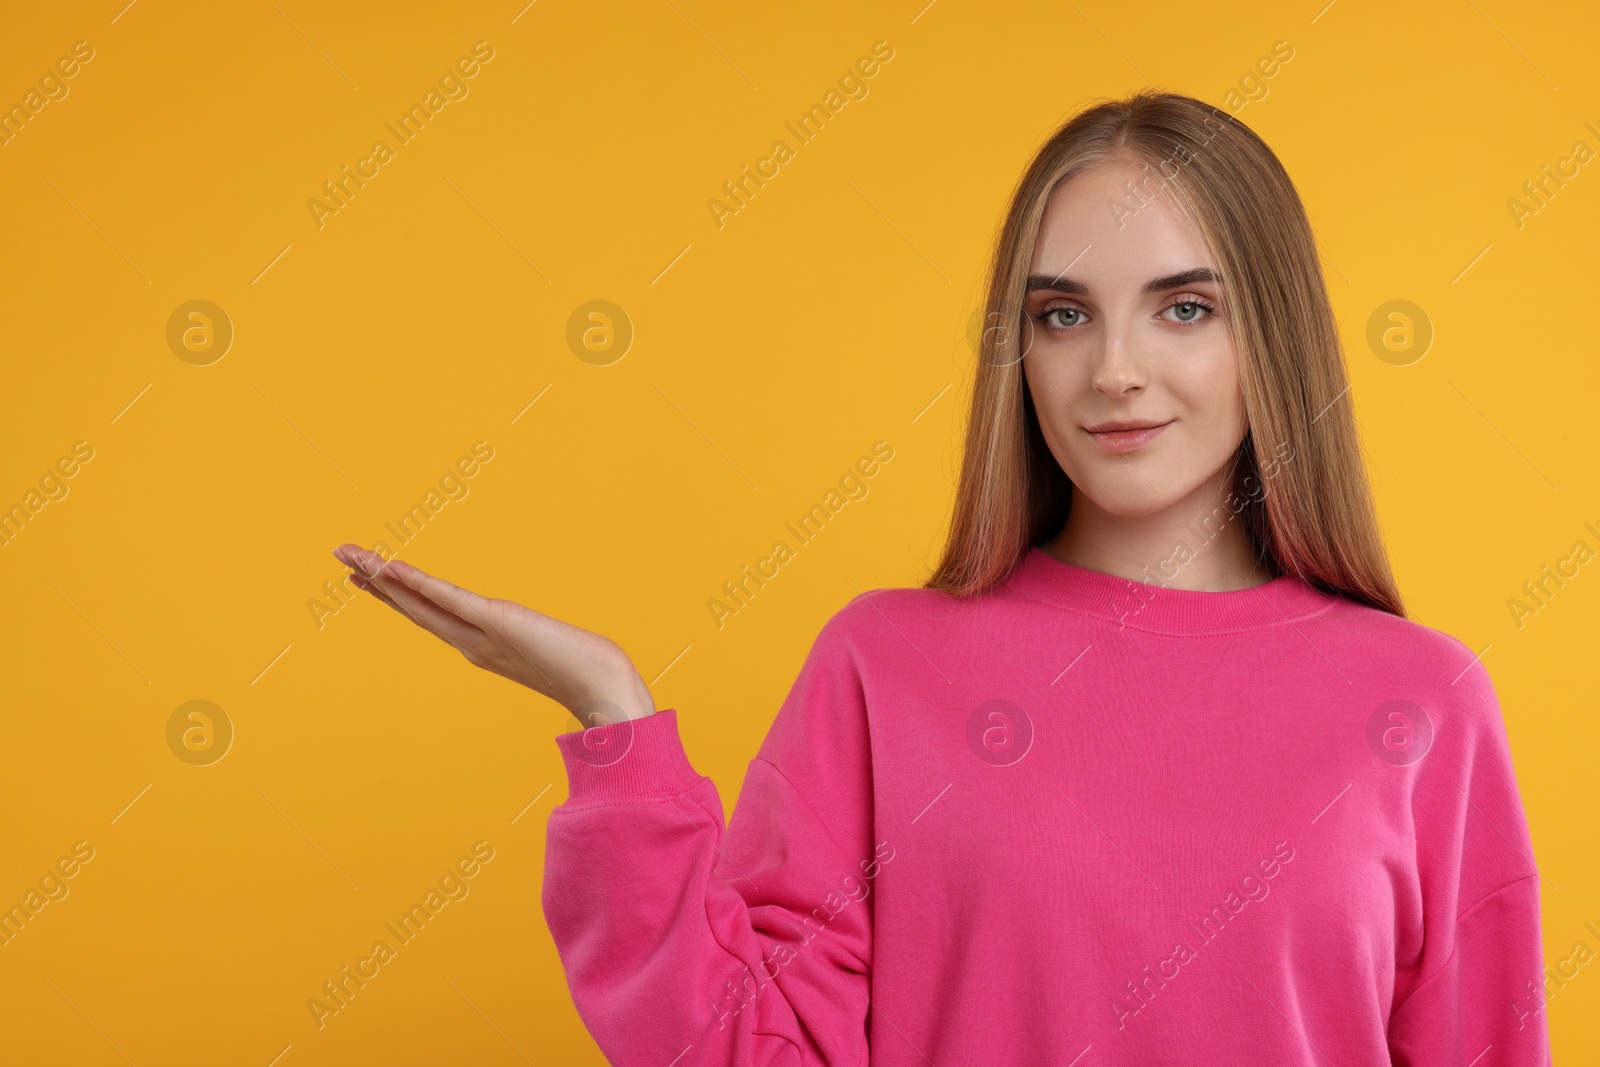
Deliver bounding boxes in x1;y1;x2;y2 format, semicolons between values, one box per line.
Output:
336;90;1551;1065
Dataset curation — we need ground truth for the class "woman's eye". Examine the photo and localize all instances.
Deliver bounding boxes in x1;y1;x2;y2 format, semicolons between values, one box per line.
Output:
1163;299;1214;325
1038;307;1083;329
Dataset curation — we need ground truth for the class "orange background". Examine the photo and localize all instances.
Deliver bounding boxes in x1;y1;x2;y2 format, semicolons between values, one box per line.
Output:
1;1;1596;1063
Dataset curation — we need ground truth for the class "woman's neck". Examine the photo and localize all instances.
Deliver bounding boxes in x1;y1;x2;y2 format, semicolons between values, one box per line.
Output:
1042;483;1274;593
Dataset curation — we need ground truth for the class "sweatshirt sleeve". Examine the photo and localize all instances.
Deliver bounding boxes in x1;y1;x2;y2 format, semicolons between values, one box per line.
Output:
541;608;877;1067
1387;646;1552;1066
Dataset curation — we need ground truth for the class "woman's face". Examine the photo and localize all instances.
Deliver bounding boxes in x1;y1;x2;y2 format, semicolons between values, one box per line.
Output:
1020;160;1247;518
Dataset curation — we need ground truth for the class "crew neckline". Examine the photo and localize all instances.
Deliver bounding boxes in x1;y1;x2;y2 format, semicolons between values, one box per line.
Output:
1008;545;1339;635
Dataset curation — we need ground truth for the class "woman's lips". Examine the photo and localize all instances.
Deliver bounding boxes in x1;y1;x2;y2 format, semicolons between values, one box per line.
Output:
1085;421;1171;454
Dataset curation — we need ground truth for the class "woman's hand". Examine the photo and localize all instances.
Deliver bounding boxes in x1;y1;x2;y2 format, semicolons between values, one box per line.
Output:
332;545;656;726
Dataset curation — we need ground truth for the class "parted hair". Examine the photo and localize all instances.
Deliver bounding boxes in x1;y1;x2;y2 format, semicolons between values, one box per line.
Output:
925;88;1402;617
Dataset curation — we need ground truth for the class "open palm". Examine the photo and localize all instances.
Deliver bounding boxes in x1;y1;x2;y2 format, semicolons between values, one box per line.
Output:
332;544;655;726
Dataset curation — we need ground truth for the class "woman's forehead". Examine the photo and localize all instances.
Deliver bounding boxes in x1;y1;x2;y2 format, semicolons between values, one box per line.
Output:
1032;173;1213;279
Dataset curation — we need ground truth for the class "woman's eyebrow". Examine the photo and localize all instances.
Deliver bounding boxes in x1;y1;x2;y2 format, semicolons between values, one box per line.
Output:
1024;267;1223;296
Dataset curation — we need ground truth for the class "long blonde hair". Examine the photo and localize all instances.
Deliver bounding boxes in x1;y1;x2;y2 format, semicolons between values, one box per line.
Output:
926;88;1403;617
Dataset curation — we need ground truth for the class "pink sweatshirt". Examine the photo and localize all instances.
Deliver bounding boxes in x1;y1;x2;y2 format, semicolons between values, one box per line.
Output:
543;547;1552;1065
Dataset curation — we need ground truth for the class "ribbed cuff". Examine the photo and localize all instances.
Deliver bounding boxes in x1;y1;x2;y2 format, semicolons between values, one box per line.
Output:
553;708;704;803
